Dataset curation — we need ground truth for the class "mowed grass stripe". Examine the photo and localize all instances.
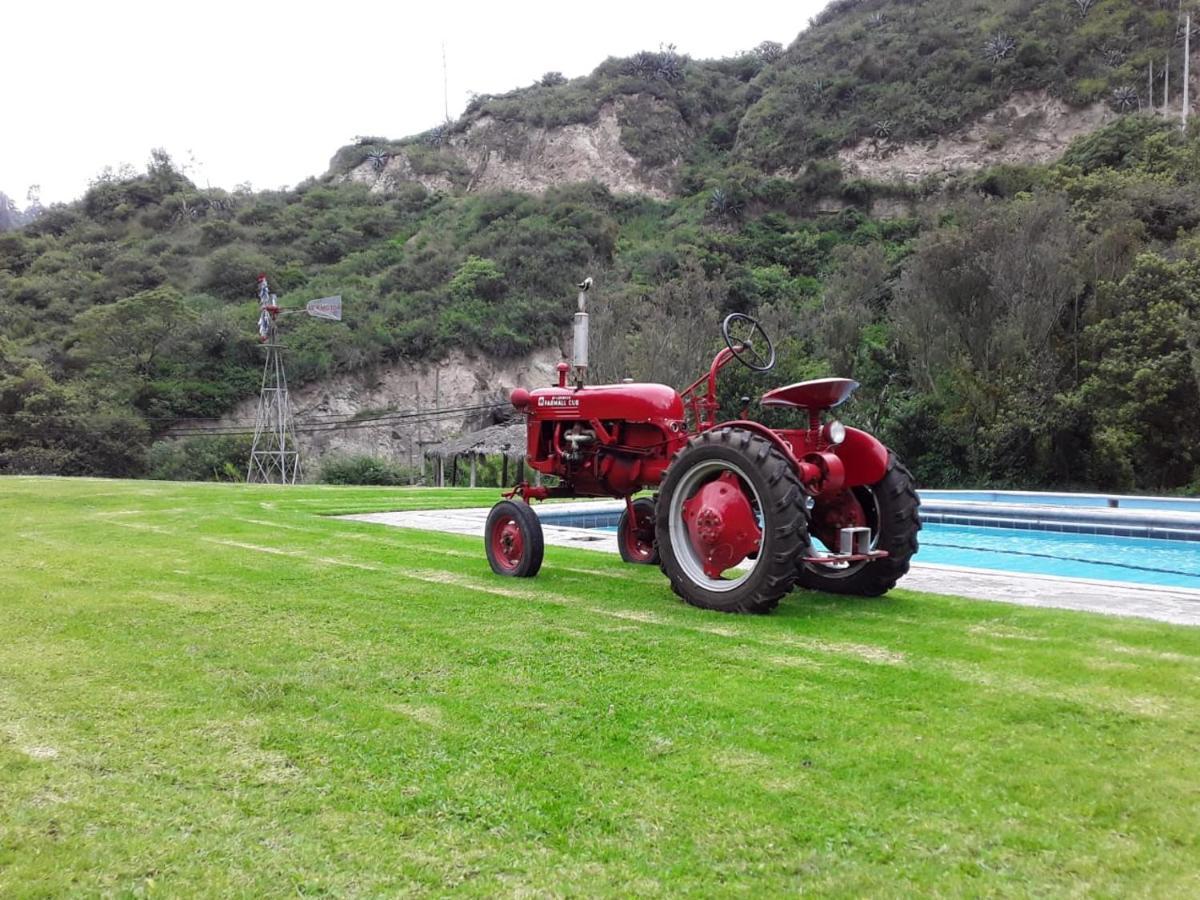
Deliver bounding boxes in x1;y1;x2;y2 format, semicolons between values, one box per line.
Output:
2;477;1199;896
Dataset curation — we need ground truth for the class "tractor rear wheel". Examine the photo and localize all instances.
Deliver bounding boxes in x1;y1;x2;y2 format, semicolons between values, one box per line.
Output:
795;453;920;596
618;497;659;565
485;500;544;578
656;427;808;614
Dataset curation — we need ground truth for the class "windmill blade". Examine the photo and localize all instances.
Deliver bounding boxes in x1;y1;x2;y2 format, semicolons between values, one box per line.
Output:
305;295;342;321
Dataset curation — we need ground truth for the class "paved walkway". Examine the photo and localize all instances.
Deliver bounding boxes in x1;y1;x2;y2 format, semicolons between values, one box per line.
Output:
343;503;1200;627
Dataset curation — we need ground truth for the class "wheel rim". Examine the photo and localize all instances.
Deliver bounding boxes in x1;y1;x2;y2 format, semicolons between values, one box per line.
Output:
668;460;762;592
804;486;881;579
490;514;524;571
624;509;656;561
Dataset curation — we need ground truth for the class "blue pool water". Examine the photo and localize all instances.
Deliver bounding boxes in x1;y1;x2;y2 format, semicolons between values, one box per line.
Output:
916;523;1200;589
588;521;1200;590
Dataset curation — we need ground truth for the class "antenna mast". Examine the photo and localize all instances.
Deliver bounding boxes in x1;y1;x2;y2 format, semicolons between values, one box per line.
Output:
1185;12;1192;131
442;41;450;123
247;275;302;484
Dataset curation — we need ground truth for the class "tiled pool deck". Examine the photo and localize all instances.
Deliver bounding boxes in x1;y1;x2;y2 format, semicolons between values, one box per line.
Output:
343;500;1200;627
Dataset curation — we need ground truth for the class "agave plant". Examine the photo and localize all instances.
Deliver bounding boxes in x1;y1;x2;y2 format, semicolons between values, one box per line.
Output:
867;11;886;27
1111;86;1140;112
657;57;685;83
708;188;745;221
983;32;1017;63
872;120;894;140
366;148;390;171
625;44;686;83
1073;0;1095;15
422;124;451;147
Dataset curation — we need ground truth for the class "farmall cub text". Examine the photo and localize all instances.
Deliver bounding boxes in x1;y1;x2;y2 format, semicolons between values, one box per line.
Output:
485;279;921;614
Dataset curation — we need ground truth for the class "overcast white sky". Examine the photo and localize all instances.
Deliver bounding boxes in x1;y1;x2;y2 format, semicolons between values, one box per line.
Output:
4;0;827;205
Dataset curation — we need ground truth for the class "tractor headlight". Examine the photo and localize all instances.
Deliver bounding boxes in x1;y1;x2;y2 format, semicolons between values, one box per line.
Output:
824;420;846;446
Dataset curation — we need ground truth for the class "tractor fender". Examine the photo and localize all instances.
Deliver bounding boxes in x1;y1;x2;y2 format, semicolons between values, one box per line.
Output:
708;421;802;468
836;427;889;487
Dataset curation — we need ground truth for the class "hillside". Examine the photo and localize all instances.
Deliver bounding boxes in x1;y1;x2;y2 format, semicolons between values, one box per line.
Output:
2;0;1200;492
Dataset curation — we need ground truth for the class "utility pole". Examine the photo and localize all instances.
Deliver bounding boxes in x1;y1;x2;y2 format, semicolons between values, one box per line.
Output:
415;380;423;483
1166;53;1172;114
1150;59;1155;113
1185;12;1192;132
442;41;450;123
433;367;441;448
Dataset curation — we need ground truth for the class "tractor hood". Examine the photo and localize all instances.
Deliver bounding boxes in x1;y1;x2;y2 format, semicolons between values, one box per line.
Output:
514;383;685;422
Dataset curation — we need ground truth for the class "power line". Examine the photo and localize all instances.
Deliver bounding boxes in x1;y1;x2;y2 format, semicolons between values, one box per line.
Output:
0;401;510;438
177;406;506;438
0;400;504;427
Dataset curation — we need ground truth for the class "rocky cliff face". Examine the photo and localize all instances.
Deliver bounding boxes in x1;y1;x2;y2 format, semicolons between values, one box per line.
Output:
344;88;1128;204
344;98;677;199
837;90;1115;183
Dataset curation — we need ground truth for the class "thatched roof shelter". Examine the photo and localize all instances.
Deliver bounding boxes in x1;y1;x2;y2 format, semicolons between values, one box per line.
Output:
425;422;527;462
423;421;529;488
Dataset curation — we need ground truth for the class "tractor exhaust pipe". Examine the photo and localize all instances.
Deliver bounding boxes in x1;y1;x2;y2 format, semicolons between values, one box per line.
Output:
573;277;592;386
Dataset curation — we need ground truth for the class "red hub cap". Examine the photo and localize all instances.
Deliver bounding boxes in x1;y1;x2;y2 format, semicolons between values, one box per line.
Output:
490;515;524;571
624;509;656;561
681;472;762;578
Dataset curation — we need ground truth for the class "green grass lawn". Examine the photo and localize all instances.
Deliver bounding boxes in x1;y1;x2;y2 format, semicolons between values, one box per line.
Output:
2;477;1199;896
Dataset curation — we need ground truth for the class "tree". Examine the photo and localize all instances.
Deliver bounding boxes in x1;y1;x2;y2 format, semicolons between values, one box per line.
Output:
0;338;149;476
627;260;724;388
892;196;1083;396
200;246;273;300
816;244;891;375
448;256;505;303
753;41;784;63
70;287;198;379
1074;252;1200;489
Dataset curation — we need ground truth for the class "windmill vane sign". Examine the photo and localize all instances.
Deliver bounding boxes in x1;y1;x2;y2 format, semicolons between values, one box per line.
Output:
305;295;343;321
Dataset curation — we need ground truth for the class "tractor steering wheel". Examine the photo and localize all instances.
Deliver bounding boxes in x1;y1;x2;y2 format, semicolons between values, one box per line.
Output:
722;313;776;373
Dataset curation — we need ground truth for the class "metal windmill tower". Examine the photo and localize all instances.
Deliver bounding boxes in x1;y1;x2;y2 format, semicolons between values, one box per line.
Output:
246;276;342;484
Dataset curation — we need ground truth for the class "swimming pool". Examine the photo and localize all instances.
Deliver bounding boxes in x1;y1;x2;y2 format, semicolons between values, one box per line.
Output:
538;507;1200;590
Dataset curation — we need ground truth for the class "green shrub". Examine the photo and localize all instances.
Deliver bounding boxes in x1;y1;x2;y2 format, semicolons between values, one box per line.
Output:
319;455;416;485
144;435;252;482
200;246;275;301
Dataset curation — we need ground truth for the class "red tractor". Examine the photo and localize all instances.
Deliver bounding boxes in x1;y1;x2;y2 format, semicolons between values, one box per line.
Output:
484;279;920;613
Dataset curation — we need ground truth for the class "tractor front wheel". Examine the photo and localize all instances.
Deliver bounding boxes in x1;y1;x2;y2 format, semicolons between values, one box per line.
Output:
618;497;659;565
485;500;544;578
796;453;920;596
656;428;808;614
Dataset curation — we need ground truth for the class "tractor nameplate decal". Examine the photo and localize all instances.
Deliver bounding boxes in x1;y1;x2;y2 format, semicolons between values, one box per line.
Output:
537;397;580;408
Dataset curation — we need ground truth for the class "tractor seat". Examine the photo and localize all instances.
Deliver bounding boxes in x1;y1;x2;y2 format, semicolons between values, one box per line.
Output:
761;378;860;410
